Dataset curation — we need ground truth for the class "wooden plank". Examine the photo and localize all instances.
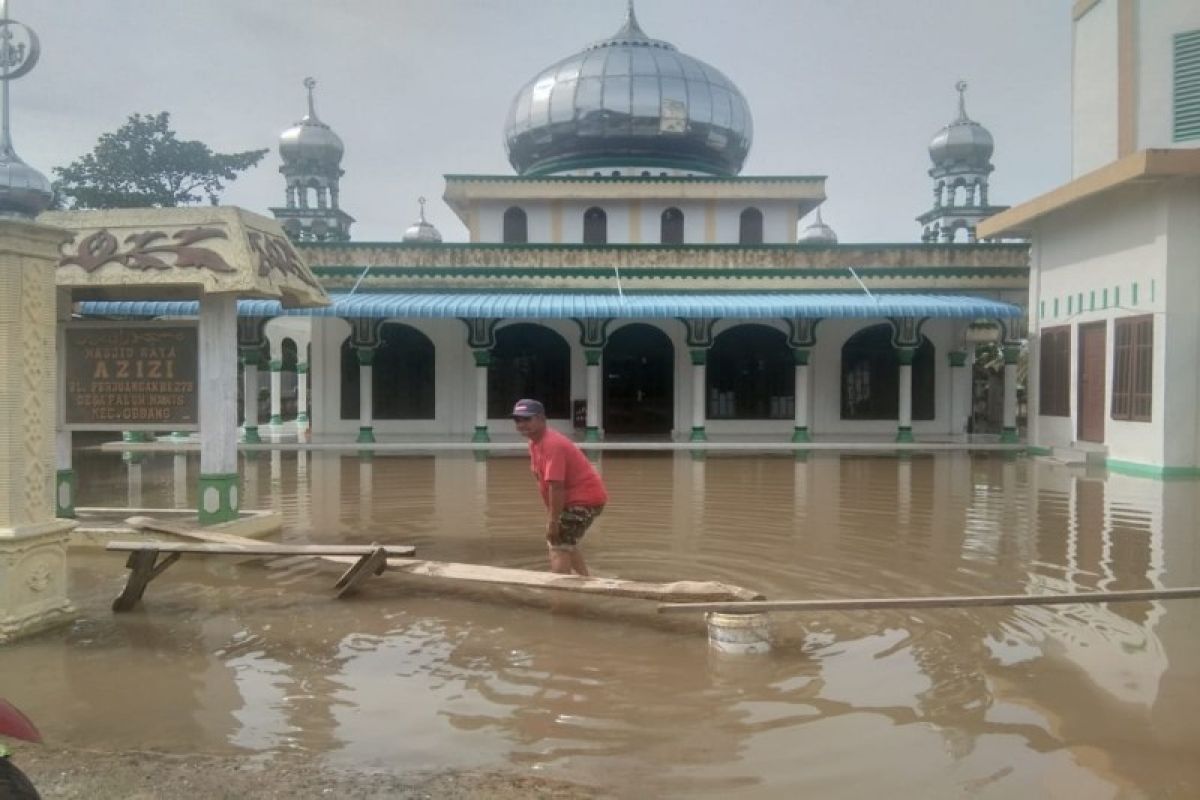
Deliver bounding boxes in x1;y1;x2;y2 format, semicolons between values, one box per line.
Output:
334;547;389;598
106;541;416;557
322;556;765;603
655;586;1200;615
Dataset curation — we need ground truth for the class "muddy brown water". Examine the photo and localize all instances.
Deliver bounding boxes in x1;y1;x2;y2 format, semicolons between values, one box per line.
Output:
4;450;1200;798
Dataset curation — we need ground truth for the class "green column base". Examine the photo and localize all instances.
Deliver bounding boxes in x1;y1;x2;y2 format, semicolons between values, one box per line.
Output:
896;426;914;443
357;426;376;444
243;425;262;444
296;413;309;425
1000;427;1019;444
197;472;239;525
56;468;77;518
122;431;152;443
168;431;190;441
269;414;283;425
471;425;491;443
791;426;811;443
585;426;601;442
690;426;708;442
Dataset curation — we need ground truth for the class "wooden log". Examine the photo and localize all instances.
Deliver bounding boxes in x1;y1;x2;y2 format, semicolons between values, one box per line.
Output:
334;547;389;598
106;541;416;557
112;550;182;612
322;556;765;603
655;586;1200;615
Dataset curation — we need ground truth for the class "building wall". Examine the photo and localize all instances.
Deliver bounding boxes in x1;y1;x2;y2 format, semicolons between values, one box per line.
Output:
1029;182;1176;465
473;197;800;244
1072;0;1121;176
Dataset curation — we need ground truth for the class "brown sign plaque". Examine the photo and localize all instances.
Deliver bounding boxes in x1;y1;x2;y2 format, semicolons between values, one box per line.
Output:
65;324;199;429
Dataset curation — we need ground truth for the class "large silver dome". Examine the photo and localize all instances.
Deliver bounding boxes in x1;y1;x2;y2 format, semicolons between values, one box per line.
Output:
928;82;993;171
504;4;753;176
279;78;345;168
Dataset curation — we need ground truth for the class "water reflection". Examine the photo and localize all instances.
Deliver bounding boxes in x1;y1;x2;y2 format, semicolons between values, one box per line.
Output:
13;450;1199;796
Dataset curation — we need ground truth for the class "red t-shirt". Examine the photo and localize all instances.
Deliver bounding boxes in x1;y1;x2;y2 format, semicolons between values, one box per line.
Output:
528;427;608;509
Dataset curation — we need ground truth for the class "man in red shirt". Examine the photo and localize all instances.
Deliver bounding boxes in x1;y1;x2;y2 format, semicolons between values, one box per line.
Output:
512;398;607;576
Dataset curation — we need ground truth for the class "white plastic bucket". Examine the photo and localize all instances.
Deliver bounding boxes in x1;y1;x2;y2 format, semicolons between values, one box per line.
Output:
706;612;772;655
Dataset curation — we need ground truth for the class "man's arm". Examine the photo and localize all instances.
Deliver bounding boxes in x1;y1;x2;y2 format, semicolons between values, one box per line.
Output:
545;480;566;545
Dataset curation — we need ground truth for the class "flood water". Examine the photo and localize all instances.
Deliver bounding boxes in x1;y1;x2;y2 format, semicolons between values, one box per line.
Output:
4;450;1200;798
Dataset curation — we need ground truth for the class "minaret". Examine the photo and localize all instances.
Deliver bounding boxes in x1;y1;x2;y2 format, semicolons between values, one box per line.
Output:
917;82;1008;243
270;77;354;242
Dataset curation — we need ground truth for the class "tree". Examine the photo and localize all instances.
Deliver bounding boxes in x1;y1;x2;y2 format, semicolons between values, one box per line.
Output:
52;112;268;209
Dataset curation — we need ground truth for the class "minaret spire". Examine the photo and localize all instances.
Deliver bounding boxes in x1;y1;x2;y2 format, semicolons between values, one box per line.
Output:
955;80;969;122
303;76;318;121
614;0;648;39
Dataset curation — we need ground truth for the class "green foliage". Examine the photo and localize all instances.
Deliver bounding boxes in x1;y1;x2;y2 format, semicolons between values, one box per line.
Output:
52;112;267;209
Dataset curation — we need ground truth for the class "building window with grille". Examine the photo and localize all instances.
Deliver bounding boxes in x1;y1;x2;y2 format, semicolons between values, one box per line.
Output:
1038;325;1071;416
1111;315;1153;422
503;206;528;243
1174;29;1200;142
660;207;684;244
583;206;607;244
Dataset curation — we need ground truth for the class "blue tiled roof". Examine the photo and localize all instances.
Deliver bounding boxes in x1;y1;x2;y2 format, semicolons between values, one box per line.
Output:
78;292;1023;319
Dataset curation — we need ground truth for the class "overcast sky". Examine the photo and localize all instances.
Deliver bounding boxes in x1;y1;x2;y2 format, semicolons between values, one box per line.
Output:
17;1;1071;243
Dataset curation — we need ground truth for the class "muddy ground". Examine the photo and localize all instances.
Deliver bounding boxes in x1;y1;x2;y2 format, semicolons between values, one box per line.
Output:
10;744;605;799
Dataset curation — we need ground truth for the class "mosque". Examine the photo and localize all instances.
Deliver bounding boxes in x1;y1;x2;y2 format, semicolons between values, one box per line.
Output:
89;4;1029;445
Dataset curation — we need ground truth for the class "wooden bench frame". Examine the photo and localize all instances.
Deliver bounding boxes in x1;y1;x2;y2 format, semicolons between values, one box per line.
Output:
105;541;416;612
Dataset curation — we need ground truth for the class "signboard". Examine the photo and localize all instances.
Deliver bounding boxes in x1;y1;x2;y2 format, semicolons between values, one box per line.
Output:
64;324;199;430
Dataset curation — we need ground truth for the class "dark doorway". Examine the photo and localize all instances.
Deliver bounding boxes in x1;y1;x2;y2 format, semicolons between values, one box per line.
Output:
1077;322;1106;443
603;324;674;435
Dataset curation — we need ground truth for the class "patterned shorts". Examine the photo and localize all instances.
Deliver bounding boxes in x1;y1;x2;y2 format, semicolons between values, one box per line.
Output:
553;505;603;549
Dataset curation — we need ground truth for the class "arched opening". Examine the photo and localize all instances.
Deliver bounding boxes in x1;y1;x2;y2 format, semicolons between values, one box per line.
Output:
841;323;935;420
583;206;607;245
340;324;436;420
707;325;793;419
603;324;674;435
503;206;528;244
488;324;570;419
739;207;763;244
660;207;684;245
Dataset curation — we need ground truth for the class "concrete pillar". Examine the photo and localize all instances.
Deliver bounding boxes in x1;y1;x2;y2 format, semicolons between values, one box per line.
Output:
472;349;490;443
792;348;810;443
126;458;143;509
585;348;602;442
296;362;310;429
173;452;188;509
199;295;241;524
948;350;968;436
1001;345;1020;443
240;348;262;444
268;358;283;426
690;348;707;442
357;346;375;444
0;220;76;642
896;346;915;443
55;289;75;517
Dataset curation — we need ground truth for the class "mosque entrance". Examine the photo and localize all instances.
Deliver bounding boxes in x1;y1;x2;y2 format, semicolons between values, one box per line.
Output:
603;324;674;436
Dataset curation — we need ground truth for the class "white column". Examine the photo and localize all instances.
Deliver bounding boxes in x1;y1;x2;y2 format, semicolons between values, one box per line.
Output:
199;294;240;524
1002;346;1019;443
690;350;707;442
269;358;283;427
357;349;375;443
241;354;261;444
172;453;188;509
296;363;310;430
55;289;75;518
792;350;810;443
897;349;914;443
472;350;489;442
586;349;602;442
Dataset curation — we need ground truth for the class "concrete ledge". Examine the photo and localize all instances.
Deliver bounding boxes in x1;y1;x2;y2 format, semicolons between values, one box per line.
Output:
70;508;282;547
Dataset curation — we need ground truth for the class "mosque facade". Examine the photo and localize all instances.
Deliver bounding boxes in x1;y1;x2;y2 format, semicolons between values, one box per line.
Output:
89;5;1031;444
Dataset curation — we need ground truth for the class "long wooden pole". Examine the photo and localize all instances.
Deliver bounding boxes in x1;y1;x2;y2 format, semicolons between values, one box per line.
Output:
656;586;1200;614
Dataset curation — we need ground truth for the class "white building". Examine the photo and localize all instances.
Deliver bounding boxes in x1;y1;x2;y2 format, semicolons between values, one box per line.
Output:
981;0;1200;474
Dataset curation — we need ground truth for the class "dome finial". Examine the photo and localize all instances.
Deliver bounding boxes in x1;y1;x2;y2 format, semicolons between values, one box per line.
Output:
303;76;318;120
0;0;52;219
614;0;648;39
403;195;442;243
418;195;427;223
955;80;969;122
